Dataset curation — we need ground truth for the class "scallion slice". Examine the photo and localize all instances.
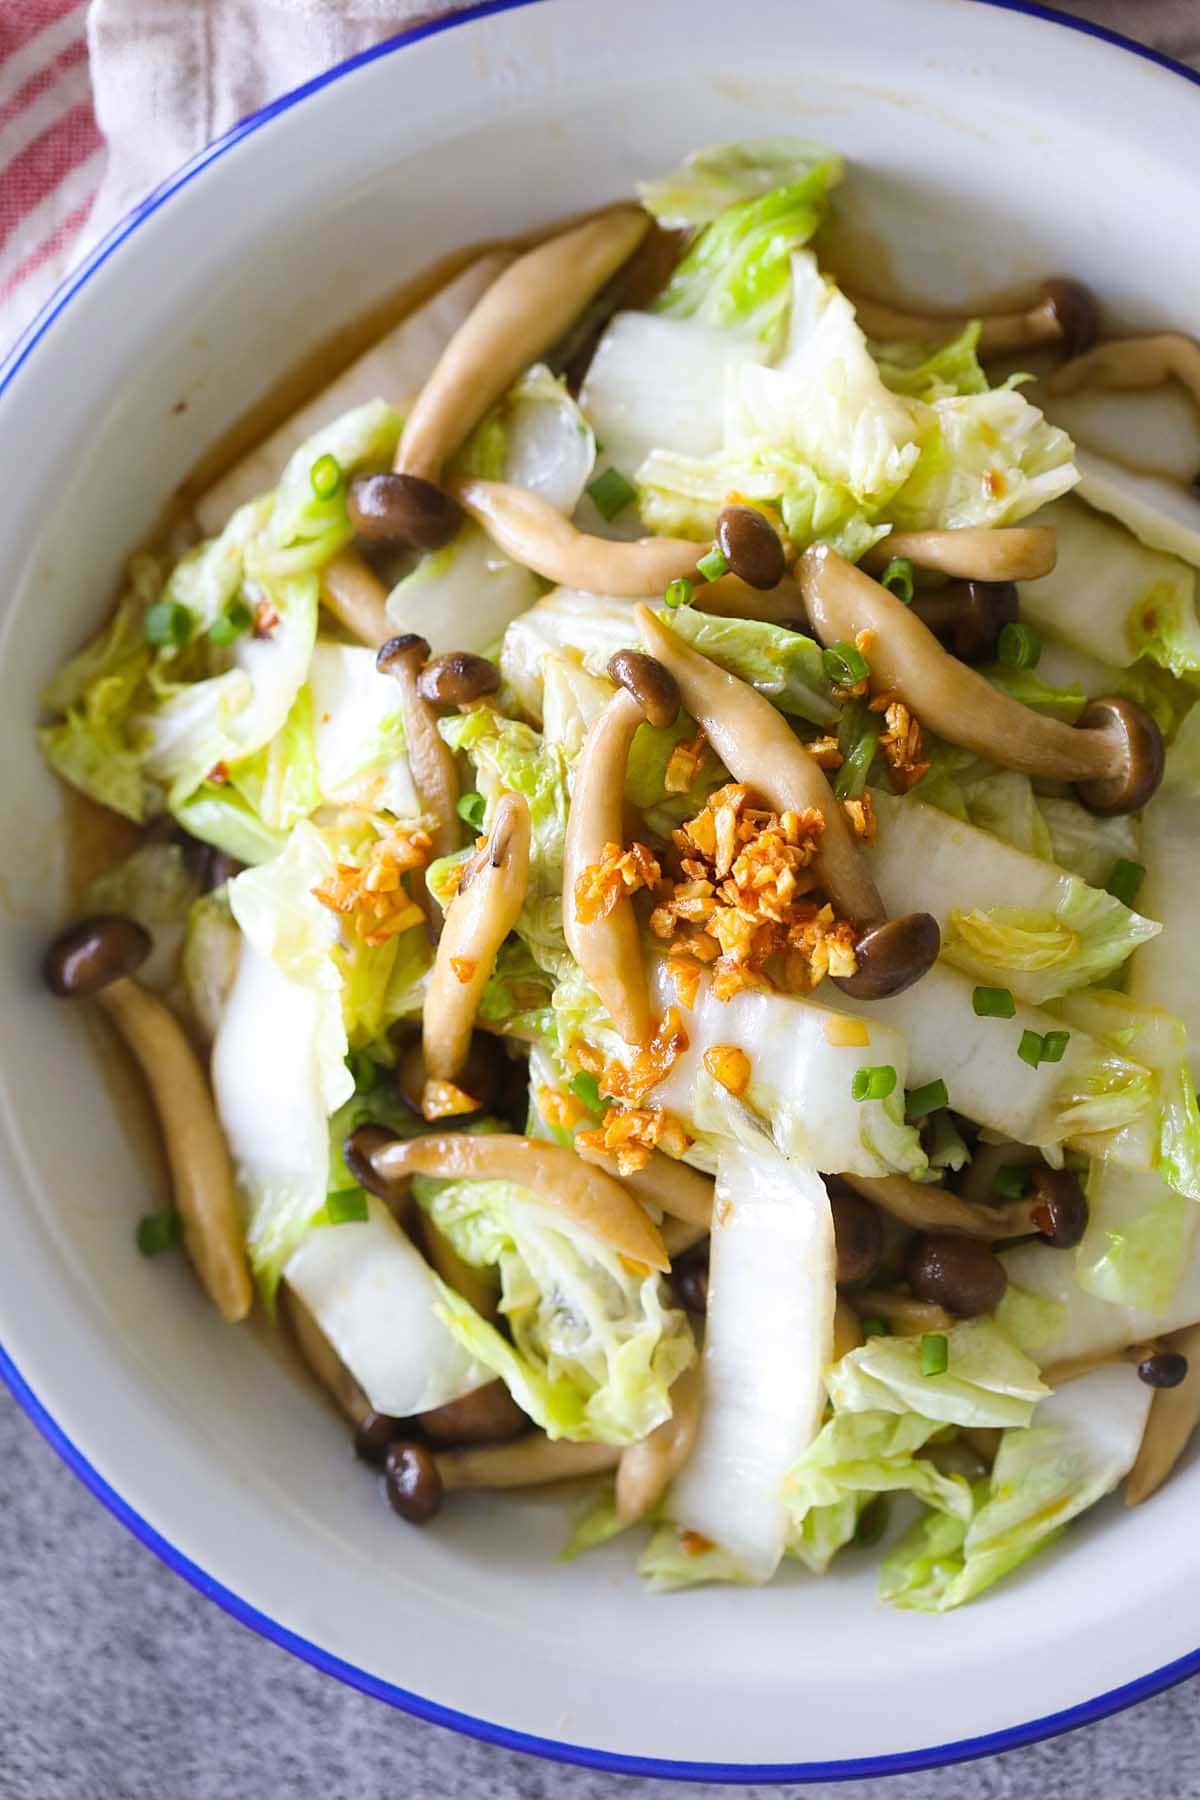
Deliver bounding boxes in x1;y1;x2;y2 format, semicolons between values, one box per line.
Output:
879;557;915;604
992;1163;1032;1202
310;452;343;500
997;621;1042;670
852;1064;897;1102
456;791;486;829
920;1333;949;1377
905;1078;949;1121
136;1208;182;1257
568;1070;603;1116
208;598;253;646
145;600;193;649
326;1190;369;1225
1040;1029;1071;1064
822;640;870;687
1104;858;1146;907
696;546;729;583
973;986;1016;1019
586;467;637;522
1018;1029;1044;1068
665;576;694;610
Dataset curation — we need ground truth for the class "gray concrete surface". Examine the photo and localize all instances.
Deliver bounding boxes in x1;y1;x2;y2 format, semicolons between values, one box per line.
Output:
3;3;1199;1795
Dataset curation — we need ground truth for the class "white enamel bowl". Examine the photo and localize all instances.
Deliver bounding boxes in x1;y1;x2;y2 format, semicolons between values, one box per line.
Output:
2;0;1199;1777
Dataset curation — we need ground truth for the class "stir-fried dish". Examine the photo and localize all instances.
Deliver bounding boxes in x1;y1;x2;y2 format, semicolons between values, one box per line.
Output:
37;140;1200;1610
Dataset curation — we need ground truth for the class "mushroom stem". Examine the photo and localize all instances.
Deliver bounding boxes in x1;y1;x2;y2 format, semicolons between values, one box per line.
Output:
563;686;655;1046
418;1214;501;1324
99;977;252;1323
849;280;1087;356
799;545;1154;790
1126;1322;1200;1506
318;547;392;648
633;604;885;928
453;478;701;597
848;1290;955;1335
615;1363;702;1526
435;1434;621;1492
1049;333;1200;411
833;1295;864;1360
575;1142;714;1229
283;1288;369;1424
364;1133;669;1272
375;634;461;863
423;793;531;1083
398;206;650;483
838;1170;1036;1242
861;527;1057;583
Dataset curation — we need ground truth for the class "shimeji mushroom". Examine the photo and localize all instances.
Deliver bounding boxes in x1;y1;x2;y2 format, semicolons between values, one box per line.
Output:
375;633;461;863
849;277;1097;359
318;546;392;647
452;477;705;596
347;1129;670;1273
861;526;1057;583
837;1167;1087;1245
388;208;651;548
799;546;1165;815
615;1364;702;1526
634;605;941;1000
562;650;682;1046
44;916;252;1323
1126;1322;1200;1505
1049;332;1200;413
422;793;531;1101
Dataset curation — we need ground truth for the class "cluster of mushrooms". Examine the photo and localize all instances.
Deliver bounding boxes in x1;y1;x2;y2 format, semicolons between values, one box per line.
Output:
43;199;1199;1525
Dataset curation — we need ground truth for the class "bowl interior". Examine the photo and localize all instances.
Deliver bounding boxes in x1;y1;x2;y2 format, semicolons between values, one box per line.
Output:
1;0;1199;1775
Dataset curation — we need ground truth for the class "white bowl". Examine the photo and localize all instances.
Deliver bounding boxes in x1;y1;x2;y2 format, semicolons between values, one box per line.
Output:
2;0;1199;1777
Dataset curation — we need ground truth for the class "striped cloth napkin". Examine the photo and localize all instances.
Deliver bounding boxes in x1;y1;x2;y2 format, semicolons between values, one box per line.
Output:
1;0;1198;353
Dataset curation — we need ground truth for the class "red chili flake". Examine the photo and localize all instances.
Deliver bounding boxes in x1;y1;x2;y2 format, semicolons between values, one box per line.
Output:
207;762;230;786
253;597;280;638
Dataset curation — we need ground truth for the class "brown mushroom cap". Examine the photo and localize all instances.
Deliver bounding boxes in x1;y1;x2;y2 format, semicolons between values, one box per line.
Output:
1074;695;1165;816
1028;1166;1089;1249
833;912;941;1001
416;651;501;707
1039;278;1098;361
44;914;152;997
343;1124;407;1200
607;649;681;729
911;581;1019;664
376;633;431;676
348;471;461;551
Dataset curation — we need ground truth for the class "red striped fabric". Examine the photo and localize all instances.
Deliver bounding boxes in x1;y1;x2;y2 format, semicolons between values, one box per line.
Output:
0;0;99;343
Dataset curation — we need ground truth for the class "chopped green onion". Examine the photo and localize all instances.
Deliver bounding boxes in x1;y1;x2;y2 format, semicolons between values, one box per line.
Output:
852;1064;897;1103
992;1163;1032;1202
860;1316;888;1339
136;1208;182;1257
456;791;486;830
586;467;637;522
1104;858;1146;908
1018;1029;1044;1068
326;1189;369;1225
920;1333;949;1377
665;576;694;610
997;621;1042;670
905;1078;949;1122
310;452;342;500
833;698;882;801
144;600;193;649
1040;1029;1071;1065
822;640;870;687
208;598;253;646
972;985;1016;1019
854;1494;891;1546
568;1070;603;1116
879;557;915;604
696;546;729;583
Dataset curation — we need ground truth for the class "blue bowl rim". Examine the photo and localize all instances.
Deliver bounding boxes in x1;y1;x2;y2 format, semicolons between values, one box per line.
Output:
2;0;1199;1780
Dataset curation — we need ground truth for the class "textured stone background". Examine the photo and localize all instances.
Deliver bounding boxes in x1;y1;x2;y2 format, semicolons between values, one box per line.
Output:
3;3;1198;1796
